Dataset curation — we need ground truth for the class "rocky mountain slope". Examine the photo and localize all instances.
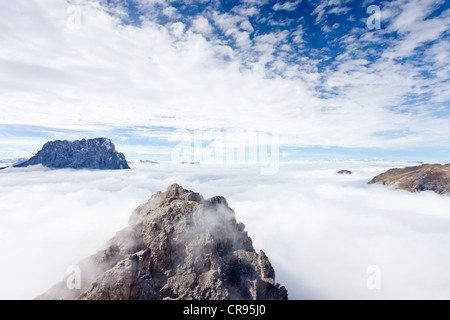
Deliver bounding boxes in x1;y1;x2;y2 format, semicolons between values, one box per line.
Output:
368;164;450;195
36;184;288;300
14;138;129;170
0;158;28;170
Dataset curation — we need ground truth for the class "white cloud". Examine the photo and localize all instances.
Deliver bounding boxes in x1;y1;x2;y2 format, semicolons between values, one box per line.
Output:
231;5;260;17
239;19;254;33
273;0;302;12
311;0;352;23
327;5;351;15
2;161;450;299
162;6;179;18
0;0;449;157
167;21;186;37
191;16;214;36
291;25;305;43
321;24;332;34
311;1;328;24
382;3;450;60
241;0;269;5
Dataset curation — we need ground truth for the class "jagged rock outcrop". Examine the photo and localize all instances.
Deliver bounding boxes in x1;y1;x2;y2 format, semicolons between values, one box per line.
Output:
368;164;450;195
14;138;129;170
36;184;288;300
337;170;352;175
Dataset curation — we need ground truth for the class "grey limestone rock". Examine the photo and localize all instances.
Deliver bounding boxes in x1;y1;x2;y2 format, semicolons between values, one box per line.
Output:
36;184;288;300
14;137;129;170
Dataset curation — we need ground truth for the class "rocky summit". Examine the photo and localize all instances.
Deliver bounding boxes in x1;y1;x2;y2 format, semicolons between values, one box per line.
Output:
36;184;288;300
368;164;450;195
14;138;129;170
337;170;352;175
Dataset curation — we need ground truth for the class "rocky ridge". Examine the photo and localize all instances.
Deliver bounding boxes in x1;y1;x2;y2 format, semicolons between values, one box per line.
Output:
368;163;450;195
14;138;129;170
37;184;288;300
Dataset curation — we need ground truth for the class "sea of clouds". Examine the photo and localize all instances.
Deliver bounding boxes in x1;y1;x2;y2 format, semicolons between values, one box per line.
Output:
1;161;450;300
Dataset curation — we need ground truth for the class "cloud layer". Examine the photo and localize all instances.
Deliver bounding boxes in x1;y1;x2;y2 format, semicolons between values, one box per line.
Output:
1;162;450;299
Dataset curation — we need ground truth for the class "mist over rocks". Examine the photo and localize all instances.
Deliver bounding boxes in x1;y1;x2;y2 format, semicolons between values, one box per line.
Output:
368;164;450;195
14;137;130;170
36;184;288;300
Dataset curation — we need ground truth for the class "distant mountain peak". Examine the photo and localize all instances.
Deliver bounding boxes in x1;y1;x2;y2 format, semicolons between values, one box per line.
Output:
369;163;450;195
14;137;130;170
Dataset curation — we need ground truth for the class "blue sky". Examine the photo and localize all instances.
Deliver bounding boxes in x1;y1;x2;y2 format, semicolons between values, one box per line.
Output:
0;0;449;162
